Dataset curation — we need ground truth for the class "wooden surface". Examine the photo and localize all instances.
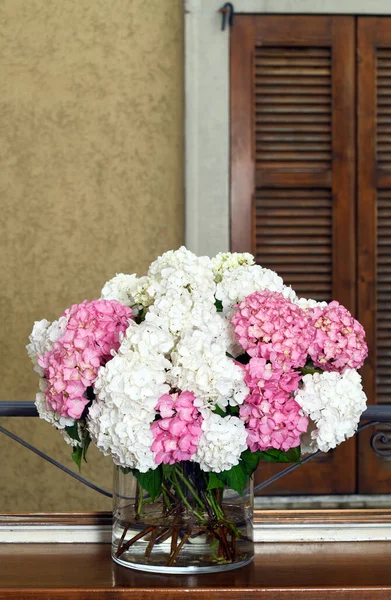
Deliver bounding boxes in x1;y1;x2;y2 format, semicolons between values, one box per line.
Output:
1;541;391;599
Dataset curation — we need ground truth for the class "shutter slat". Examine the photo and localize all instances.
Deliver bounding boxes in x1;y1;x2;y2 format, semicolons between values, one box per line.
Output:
255;76;331;86
377;183;391;400
256;188;332;301
377;51;391;168
255;45;332;171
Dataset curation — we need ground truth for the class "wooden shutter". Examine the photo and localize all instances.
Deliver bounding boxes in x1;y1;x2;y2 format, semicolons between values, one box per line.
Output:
358;18;391;493
231;16;356;494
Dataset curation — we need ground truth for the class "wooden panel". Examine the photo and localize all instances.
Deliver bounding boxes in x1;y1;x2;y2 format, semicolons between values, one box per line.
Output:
231;15;356;495
377;190;391;404
255;188;332;301
230;16;255;253
358;17;391;493
255;46;332;170
377;58;391;406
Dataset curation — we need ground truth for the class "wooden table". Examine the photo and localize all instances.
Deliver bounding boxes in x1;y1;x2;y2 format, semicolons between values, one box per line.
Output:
1;541;391;599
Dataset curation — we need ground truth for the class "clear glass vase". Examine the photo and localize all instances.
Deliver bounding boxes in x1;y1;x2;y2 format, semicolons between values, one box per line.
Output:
112;462;254;573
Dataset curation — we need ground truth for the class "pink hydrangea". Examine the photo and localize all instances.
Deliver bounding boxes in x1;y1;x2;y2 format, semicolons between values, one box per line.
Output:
240;358;308;452
38;299;133;419
151;391;203;465
62;299;133;361
308;301;368;372
231;290;315;369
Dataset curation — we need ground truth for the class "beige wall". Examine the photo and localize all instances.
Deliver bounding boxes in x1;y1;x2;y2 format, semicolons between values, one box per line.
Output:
0;0;184;511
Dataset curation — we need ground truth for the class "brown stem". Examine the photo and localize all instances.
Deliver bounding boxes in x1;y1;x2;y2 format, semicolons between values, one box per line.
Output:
116;525;155;558
134;482;141;521
170;525;178;556
200;490;215;520
155;527;172;544
167;529;191;566
162;484;179;505
210;525;232;562
116;520;130;556
145;527;159;558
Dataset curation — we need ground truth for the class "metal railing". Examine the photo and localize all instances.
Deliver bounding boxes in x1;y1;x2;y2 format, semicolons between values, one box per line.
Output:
2;401;391;497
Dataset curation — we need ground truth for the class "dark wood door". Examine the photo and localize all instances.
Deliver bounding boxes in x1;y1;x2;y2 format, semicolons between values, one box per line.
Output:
357;17;391;493
230;14;390;495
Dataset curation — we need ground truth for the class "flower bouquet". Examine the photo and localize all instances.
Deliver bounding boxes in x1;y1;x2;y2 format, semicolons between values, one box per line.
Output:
27;248;368;573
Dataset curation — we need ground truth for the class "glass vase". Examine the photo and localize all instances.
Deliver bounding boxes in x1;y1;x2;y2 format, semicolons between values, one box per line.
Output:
112;462;254;574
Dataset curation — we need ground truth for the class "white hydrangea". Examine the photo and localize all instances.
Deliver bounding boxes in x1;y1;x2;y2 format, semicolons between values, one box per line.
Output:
212;252;255;283
295;369;367;453
93;351;170;423
295;296;328;311
215;265;297;317
169;329;248;410
87;400;156;472
35;379;75;432
26;316;68;376
145;286;217;338
194;412;248;472
101;273;154;309
148;246;216;299
87;342;171;471
119;320;175;358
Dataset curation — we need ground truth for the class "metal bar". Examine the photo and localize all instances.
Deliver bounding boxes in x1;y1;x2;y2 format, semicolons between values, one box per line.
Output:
0;402;38;417
1;401;391;421
0;424;112;498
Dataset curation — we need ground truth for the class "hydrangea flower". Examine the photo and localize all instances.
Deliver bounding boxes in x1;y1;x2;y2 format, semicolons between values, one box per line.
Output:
88;400;157;472
239;358;308;452
212;252;255;283
92;349;171;423
308;301;368;372
194;412;248;473
215;264;296;317
28;248;369;471
63;299;133;360
26;316;68;376
151;391;203;465
101;273;154;309
231;290;315;369
88;342;171;471
295;297;328;311
169;329;248;410
119;320;175;358
295;369;367;453
38;299;133;420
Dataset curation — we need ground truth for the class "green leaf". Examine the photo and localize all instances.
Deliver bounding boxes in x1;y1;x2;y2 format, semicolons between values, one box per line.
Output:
240;449;262;476
215;298;223;313
65;424;81;443
82;432;91;463
162;464;175;479
213;404;226;418
135;308;146;324
71;445;83;472
283;446;301;463
207;472;225;490
133;467;163;502
259;446;301;463
219;463;247;495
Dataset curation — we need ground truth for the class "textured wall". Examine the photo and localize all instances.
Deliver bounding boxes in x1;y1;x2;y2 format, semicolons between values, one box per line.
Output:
0;0;184;511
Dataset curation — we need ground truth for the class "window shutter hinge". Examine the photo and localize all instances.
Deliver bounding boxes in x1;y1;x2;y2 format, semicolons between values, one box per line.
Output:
219;2;235;31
